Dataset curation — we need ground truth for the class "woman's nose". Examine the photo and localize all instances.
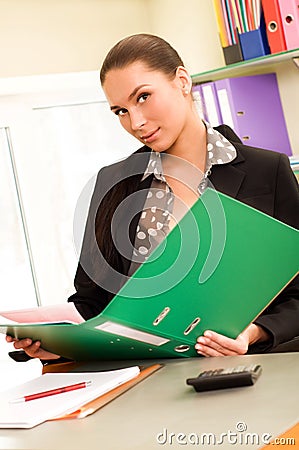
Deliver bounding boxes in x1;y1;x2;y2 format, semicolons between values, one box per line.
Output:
130;109;146;131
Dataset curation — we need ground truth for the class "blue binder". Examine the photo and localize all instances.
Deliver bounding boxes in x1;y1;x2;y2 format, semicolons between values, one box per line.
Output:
239;25;270;59
239;14;270;60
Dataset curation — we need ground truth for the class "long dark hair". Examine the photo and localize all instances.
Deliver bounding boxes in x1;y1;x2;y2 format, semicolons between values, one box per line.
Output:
94;34;185;285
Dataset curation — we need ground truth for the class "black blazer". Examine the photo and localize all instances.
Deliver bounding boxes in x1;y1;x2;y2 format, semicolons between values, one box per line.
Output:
68;125;299;352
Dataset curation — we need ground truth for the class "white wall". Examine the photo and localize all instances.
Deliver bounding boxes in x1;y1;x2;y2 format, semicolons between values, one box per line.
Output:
0;0;151;77
0;0;230;78
147;0;224;74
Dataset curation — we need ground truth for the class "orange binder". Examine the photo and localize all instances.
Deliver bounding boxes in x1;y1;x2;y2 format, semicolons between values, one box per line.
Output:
262;0;286;53
49;364;163;420
278;0;299;50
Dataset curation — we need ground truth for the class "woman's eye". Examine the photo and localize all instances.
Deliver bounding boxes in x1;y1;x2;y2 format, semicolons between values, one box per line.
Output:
137;93;149;103
115;108;127;117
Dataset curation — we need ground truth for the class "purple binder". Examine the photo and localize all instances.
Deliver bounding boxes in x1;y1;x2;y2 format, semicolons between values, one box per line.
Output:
214;73;292;156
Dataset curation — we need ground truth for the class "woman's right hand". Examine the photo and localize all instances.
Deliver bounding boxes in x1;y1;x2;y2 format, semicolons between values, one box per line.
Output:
6;335;60;360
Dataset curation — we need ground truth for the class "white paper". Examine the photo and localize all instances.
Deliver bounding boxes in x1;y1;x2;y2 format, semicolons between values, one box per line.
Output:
0;302;84;326
0;358;43;393
0;366;140;428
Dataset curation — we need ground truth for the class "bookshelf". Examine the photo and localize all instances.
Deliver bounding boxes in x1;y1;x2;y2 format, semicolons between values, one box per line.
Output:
191;47;299;156
192;48;299;83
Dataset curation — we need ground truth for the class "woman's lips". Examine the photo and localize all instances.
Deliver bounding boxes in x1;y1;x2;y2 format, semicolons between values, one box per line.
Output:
141;128;160;143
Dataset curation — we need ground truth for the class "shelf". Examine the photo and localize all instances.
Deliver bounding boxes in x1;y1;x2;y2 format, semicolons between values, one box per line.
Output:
192;48;299;84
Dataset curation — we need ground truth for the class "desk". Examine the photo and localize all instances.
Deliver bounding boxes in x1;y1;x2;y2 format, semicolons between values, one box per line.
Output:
0;353;298;450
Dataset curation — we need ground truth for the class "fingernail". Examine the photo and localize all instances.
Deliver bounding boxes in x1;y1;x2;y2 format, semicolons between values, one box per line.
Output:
204;331;212;338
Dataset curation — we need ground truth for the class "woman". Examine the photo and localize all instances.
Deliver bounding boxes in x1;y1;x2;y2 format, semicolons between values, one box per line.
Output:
7;34;299;359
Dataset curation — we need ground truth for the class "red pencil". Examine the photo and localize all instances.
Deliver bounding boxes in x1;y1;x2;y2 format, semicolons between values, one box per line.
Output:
10;381;92;403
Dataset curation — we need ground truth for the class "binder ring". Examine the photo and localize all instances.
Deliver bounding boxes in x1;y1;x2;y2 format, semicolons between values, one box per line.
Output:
184;317;201;335
153;307;170;326
285;15;294;25
268;21;277;32
174;345;190;353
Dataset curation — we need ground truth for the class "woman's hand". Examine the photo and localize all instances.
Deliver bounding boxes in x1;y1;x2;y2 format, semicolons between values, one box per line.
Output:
195;324;270;357
6;335;60;360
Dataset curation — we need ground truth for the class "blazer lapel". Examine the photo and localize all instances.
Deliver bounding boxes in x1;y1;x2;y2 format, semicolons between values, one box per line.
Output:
209;147;246;199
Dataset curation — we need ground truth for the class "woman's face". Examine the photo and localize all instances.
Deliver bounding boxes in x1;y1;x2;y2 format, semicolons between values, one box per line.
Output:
102;61;192;153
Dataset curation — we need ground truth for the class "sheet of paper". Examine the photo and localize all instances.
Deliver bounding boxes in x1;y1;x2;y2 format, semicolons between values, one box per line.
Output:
0;366;140;428
0;358;43;393
0;302;84;325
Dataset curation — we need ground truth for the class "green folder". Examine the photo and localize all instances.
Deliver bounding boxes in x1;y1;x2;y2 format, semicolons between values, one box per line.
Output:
3;189;298;360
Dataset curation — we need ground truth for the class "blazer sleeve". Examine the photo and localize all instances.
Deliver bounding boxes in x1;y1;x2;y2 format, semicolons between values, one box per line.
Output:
250;153;299;352
251;274;299;351
67;263;113;320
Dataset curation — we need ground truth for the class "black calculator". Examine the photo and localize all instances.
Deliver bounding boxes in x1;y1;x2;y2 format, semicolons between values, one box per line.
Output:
186;364;262;392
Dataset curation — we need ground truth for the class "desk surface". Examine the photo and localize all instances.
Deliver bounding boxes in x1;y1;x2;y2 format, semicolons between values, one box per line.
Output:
0;353;298;450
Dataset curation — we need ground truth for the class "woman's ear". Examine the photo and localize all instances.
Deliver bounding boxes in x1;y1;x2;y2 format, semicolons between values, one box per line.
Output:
175;66;192;96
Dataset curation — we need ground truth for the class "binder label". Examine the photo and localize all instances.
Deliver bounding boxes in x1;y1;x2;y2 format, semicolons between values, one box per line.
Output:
95;321;170;346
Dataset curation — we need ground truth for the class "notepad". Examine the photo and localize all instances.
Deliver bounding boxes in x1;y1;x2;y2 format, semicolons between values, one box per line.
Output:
0;366;139;428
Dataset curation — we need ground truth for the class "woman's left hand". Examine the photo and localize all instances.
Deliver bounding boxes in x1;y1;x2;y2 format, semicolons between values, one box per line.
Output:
195;324;269;357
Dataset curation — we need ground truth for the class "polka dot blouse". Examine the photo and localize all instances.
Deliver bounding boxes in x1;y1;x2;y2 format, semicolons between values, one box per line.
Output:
128;122;237;275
